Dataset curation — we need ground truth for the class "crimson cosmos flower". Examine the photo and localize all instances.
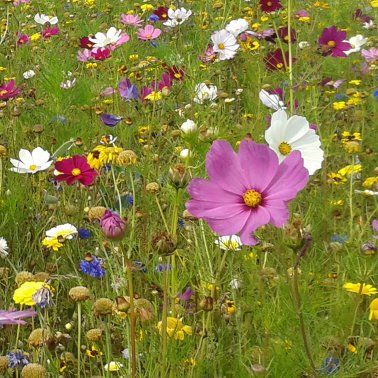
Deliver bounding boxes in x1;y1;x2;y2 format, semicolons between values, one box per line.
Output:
264;49;294;71
55;155;97;186
153;7;169;20
259;0;283;13
0;80;21;101
318;26;351;57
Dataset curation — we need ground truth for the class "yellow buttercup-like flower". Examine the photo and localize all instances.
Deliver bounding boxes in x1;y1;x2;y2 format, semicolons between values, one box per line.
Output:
13;281;48;306
338;164;362;176
343;282;378;296
369;298;378;321
157;317;192;340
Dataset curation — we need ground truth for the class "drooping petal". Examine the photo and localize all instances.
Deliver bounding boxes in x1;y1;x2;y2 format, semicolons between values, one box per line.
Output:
239;206;271;245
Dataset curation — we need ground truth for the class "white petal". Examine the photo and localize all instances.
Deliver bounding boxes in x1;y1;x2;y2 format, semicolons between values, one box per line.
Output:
18;149;33;165
284;115;310;144
31;147;50;165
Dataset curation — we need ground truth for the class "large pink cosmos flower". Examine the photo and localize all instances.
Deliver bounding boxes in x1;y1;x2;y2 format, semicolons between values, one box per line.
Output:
137;25;162;41
186;141;309;245
55;155;97;186
0;309;36;325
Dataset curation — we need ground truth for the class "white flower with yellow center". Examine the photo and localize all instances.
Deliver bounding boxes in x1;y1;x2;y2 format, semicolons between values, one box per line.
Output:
225;18;249;37
34;14;58;25
344;35;367;56
10;147;52;174
215;235;243;251
45;224;78;240
193;83;218;104
265;110;324;175
211;29;239;61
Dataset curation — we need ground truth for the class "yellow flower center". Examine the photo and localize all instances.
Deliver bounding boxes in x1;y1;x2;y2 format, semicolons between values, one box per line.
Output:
276;63;283;69
327;40;336;47
243;189;262;208
29;164;37;171
145;34;152;39
218;43;225;50
278;142;292;155
174;73;182;79
71;168;81;176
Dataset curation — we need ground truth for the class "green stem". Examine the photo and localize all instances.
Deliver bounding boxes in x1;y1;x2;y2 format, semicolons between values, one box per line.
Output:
77;302;82;378
126;265;137;378
161;260;169;377
287;0;294;114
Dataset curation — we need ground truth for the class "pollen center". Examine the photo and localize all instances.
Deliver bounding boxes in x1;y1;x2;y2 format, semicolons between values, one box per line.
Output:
218;43;225;50
71;168;81;176
278;142;292;155
327;40;336;47
29;164;37;171
145;34;152;39
276;63;283;69
243;189;262;208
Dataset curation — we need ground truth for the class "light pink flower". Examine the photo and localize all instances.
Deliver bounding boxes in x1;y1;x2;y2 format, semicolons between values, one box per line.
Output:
120;14;143;27
137;25;162;41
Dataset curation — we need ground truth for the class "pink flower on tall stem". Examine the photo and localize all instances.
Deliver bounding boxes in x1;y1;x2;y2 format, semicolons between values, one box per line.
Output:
55;155;97;186
318;26;351;57
137;25;162;41
186;141;308;245
0;80;21;100
120;14;143;27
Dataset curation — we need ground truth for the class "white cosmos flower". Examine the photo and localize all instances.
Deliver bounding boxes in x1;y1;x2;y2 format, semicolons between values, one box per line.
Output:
265;110;324;175
0;237;9;258
225;18;249;37
34;14;58;25
362;20;374;29
193;83;218;104
23;70;35;79
214;235;242;251
89;27;122;48
10;147;52;174
45;224;78;240
164;8;192;27
180;119;197;133
344;35;367;56
259;89;286;110
211;29;239;61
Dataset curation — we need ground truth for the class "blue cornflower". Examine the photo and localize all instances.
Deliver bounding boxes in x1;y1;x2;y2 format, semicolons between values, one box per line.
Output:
149;14;160;22
321;357;340;375
133;261;147;273
331;234;348;243
6;350;29;369
121;194;134;207
155;264;172;272
78;228;92;239
79;255;105;278
178;219;185;229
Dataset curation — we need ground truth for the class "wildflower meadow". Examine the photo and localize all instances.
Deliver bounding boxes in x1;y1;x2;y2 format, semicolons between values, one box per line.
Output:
0;0;377;377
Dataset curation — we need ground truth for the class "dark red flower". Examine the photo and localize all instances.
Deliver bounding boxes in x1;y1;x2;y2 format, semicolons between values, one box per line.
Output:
167;66;185;81
55;155;97;186
259;0;283;13
278;26;297;43
0;80;21;101
79;36;94;49
42;27;59;39
91;47;111;61
153;7;169;20
318;26;351;57
264;49;294;71
17;34;29;45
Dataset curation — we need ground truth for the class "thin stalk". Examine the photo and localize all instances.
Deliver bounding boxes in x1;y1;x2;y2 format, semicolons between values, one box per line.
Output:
126;265;137;378
287;0;295;114
161;260;169;377
77;302;82;378
111;166;122;215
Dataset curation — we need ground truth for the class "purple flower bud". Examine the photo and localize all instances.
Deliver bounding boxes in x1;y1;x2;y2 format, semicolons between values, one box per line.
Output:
100;210;127;239
100;113;123;127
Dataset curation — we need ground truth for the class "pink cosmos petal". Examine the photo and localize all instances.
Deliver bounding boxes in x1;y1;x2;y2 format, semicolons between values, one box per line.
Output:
187;202;246;220
238;141;279;191
206;140;248;195
263;151;308;201
55;159;74;173
205;209;251;236
264;199;289;227
187;178;241;203
239;206;271;245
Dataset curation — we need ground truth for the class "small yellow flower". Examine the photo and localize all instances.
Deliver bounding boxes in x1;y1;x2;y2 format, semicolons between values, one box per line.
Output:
157;317;192;340
363;177;378;189
86;345;103;358
86;63;97;69
332;101;347;110
145;91;162;102
42;237;64;251
346;97;362;106
338;164;362;176
0;67;6;72
13;281;47;306
343;282;378;296
371;0;378;8
348;80;361;86
140;4;154;12
30;33;41;42
327;173;347;185
369;298;378;321
347;343;357;353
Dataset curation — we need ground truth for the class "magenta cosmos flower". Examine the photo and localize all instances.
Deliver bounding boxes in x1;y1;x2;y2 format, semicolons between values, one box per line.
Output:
0;80;21;101
186;141;308;245
100;210;127;239
318;26;351;57
55;155;97;186
137;25;162;41
259;0;283;13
